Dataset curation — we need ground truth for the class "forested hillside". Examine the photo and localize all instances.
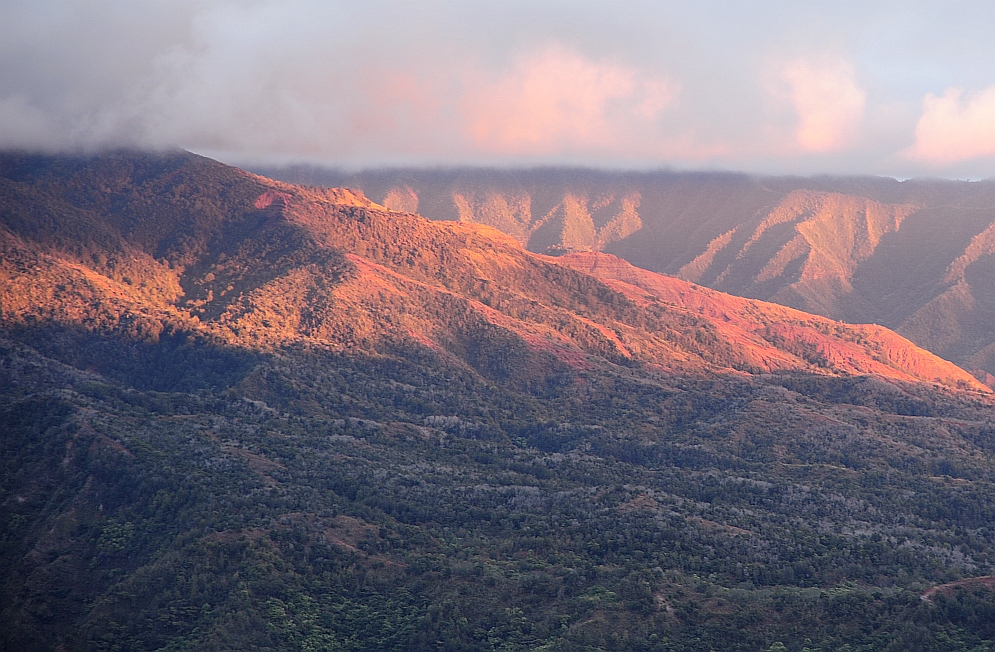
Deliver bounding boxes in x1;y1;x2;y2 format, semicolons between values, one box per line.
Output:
4;151;995;651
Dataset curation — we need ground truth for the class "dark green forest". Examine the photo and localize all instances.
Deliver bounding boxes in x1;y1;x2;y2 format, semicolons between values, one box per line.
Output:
4;328;995;651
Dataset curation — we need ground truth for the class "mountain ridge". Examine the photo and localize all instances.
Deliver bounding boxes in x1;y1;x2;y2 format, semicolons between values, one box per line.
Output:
259;165;995;381
3;151;986;393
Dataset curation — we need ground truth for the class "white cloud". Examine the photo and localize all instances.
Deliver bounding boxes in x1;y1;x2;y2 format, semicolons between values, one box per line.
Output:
4;1;995;175
780;58;866;152
460;46;679;155
909;86;995;164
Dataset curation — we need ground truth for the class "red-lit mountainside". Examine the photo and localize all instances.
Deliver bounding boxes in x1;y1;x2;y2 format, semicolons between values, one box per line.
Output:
1;152;984;392
263;166;995;381
549;252;984;390
6;151;995;652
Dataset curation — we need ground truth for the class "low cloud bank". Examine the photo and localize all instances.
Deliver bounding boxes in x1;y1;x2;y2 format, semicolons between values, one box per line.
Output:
2;1;995;177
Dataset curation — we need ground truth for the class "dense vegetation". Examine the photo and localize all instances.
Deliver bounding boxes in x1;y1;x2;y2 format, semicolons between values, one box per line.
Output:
5;330;995;651
3;151;995;650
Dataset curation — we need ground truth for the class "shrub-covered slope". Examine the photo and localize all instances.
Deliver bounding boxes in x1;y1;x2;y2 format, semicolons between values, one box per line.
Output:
264;166;995;381
2;151;985;392
3;151;995;651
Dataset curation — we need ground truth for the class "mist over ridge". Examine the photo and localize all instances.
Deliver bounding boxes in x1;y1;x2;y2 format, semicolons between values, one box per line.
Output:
5;2;995;177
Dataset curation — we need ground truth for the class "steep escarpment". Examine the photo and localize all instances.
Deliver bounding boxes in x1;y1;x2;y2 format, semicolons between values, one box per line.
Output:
677;190;918;317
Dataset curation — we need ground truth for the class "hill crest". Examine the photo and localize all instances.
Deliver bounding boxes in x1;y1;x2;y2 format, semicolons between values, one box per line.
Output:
256;165;995;381
1;151;987;393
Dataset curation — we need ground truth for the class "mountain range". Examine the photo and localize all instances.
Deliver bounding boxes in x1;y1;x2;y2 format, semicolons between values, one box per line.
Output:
2;153;984;394
262;166;995;384
4;151;995;650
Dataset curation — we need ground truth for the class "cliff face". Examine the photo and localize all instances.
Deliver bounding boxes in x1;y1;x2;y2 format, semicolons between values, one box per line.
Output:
676;190;917;318
260;165;995;380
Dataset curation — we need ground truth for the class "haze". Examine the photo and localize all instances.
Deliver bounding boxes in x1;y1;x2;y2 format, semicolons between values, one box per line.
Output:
4;0;995;177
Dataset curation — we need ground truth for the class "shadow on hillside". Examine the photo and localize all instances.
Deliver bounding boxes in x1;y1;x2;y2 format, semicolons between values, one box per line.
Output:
3;322;262;393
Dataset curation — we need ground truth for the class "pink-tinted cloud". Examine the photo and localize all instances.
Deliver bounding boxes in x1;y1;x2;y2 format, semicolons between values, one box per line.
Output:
909;86;995;164
8;1;995;176
461;46;678;155
780;59;865;152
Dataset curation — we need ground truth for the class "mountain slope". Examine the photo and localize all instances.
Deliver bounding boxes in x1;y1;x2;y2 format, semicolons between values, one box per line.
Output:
551;252;982;390
3;153;985;392
5;151;995;651
676;190;917;317
263;166;995;380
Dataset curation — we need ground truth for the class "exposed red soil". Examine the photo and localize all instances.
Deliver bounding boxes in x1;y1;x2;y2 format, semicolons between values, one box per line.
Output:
921;576;995;600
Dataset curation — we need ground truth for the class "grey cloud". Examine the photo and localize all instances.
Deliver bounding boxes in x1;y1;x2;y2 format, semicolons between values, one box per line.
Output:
2;1;995;177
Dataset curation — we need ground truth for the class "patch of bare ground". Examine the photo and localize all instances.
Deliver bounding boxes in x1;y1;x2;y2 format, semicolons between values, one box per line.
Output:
921;576;995;600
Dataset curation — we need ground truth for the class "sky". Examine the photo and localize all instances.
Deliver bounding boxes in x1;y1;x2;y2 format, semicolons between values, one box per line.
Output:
4;0;995;177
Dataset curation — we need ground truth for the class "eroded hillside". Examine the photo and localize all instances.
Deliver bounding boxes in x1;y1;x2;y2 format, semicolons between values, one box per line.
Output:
261;166;995;381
